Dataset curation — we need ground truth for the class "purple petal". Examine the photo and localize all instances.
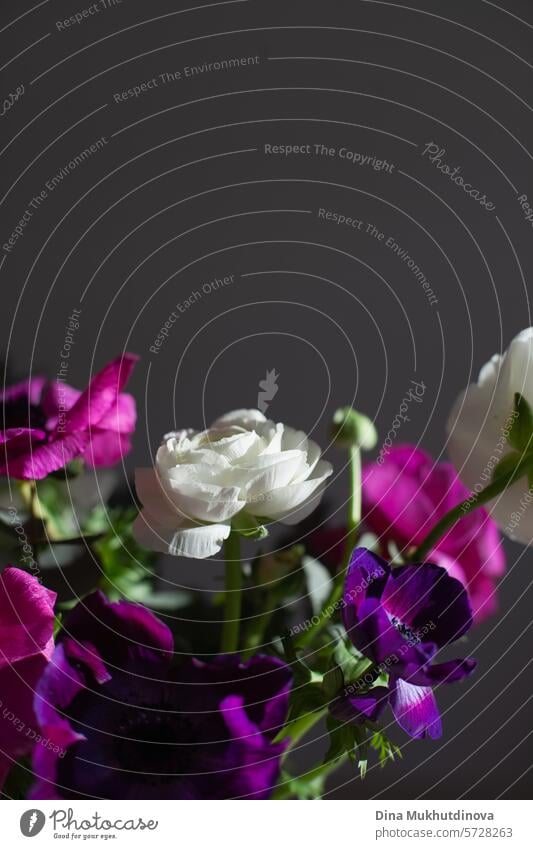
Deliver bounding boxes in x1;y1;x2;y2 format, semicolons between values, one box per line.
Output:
219;695;287;800
417;657;477;685
64;354;138;433
220;694;264;745
342;547;389;634
64;591;173;672
390;678;442;739
187;655;292;740
32;644;88;795
331;686;389;724
381;562;473;647
347;596;408;666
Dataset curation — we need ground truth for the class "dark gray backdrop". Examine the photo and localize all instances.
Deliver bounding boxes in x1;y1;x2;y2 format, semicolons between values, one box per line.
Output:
1;0;531;799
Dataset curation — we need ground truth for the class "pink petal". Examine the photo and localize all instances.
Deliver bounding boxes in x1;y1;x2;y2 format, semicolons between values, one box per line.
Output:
3;432;89;479
0;567;56;667
92;392;136;434
82;429;133;467
41;381;81;423
64;354;138;433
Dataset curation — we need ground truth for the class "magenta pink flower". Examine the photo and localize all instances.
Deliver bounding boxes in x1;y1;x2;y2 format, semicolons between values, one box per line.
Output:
0;354;138;480
362;445;506;622
0;567;56;789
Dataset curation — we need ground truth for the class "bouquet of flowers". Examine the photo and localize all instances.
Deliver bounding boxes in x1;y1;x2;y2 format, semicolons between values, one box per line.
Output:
1;328;531;800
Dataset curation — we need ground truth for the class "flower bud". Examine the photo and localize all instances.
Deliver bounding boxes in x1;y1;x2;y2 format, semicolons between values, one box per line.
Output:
331;407;378;451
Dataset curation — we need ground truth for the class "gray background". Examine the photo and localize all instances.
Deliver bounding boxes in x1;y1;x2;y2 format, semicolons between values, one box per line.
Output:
1;0;531;799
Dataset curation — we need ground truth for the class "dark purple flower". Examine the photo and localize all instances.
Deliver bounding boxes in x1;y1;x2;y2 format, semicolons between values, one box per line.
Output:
31;592;292;800
341;548;476;740
0;354;138;480
362;445;506;622
0;567;56;789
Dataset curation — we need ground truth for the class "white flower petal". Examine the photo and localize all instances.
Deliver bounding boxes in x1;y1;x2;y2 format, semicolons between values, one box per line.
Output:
257;421;284;454
280;426;309;453
135;468;183;525
252;459;333;521
243;450;307;499
447;326;533;545
210;409;267;430
164;479;245;522
200;430;263;463
133;510;230;559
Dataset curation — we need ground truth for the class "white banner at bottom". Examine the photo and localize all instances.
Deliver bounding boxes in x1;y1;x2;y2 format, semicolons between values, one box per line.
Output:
2;799;529;848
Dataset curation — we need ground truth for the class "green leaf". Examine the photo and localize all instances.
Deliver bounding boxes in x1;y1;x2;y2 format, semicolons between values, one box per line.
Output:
324;715;352;764
333;638;373;684
279;771;328;800
509;393;533;453
322;662;344;699
93;507;156;601
491;451;522;484
371;730;402;767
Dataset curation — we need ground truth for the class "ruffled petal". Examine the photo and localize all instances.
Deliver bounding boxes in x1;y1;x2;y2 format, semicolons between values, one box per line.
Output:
2;432;88;479
254;459;333;522
133;509;231;559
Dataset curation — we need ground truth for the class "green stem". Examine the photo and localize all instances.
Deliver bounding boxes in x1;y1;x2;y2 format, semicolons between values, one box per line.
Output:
220;532;242;653
242;598;275;658
276;708;328;751
272;753;349;799
295;445;362;649
412;456;531;563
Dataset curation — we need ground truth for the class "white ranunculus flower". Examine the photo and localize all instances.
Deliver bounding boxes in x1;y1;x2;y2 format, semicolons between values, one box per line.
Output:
133;409;333;559
447;328;533;544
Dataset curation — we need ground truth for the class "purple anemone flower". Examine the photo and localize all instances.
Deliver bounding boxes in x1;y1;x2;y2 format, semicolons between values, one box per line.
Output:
31;592;292;800
341;548;477;740
0;567;56;789
0;354;138;480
